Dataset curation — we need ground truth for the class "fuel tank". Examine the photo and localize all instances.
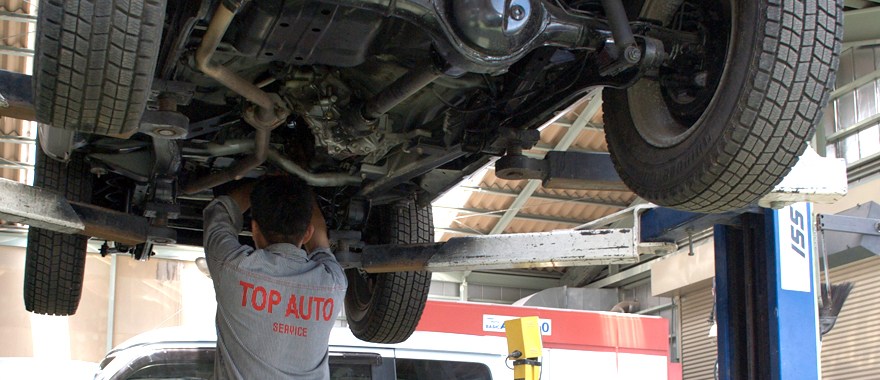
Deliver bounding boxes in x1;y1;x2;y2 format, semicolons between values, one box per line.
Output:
231;0;384;67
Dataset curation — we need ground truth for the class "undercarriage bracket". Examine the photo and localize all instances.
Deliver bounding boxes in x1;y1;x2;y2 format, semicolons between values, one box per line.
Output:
496;151;630;191
0;178;176;246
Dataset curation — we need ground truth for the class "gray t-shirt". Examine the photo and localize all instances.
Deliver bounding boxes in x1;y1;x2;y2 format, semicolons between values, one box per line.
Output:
203;196;347;380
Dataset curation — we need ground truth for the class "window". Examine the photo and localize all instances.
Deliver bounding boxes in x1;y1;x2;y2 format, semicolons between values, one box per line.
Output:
125;361;214;379
118;347;215;379
118;349;381;380
329;352;386;380
329;362;373;380
395;359;492;380
824;45;880;165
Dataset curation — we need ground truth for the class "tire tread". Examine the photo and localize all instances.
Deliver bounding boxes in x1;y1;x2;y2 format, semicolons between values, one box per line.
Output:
33;0;165;136
24;147;92;316
346;201;433;343
605;0;842;212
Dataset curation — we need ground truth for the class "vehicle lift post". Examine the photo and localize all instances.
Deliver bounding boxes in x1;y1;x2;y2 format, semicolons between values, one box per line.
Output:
641;204;821;380
715;205;819;380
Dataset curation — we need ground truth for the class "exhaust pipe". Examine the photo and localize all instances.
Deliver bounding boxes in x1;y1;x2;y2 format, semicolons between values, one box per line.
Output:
183;3;289;194
266;149;362;187
195;4;278;123
184;128;271;194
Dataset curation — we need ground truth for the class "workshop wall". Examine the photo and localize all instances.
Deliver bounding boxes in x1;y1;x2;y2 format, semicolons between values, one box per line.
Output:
621;280;677;361
0;246;216;363
0;246;110;362
109;257;215;346
429;279;545;304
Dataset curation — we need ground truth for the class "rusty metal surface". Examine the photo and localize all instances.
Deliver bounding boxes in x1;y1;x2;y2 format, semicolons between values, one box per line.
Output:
69;202;151;246
0;178;84;233
361;228;639;273
0;177;175;245
69;202;178;246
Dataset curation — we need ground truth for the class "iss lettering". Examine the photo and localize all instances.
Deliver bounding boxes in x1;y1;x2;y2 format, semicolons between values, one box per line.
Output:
790;208;807;258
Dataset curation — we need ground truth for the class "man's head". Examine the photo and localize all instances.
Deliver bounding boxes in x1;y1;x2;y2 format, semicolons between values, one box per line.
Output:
250;176;315;247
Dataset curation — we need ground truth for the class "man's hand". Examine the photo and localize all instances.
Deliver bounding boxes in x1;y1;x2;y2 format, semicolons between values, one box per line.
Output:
225;180;256;212
304;202;330;253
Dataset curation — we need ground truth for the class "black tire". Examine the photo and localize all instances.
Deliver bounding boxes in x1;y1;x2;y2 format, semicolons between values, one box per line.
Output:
604;0;842;213
345;201;433;343
33;0;166;136
24;145;93;315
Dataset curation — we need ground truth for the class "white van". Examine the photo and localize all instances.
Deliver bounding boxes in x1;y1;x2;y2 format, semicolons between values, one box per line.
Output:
95;326;514;380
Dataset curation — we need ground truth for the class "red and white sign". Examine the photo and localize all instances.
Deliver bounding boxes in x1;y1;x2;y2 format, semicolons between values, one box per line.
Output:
481;314;552;335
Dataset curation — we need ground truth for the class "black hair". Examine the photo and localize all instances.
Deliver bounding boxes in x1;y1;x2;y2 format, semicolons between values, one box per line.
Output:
250;176;315;245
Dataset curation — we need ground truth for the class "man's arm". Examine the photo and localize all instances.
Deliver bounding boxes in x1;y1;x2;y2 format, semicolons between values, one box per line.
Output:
304;202;348;287
304;202;330;253
226;181;255;212
203;182;255;264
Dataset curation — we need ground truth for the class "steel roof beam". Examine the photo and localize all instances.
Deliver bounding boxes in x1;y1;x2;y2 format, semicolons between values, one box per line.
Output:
432;205;588;225
551;119;605;131
433;227;487;236
489;180;541;234
0;136;35;144
0;45;34;57
459;185;629;209
0;157;33;169
527;143;606;155
0;11;37;23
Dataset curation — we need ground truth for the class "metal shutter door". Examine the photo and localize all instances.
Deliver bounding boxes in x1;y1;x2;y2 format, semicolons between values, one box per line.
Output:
681;285;716;380
821;255;880;380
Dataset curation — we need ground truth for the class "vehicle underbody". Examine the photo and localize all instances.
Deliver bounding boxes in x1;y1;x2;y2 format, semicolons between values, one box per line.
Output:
41;0;718;246
21;0;842;342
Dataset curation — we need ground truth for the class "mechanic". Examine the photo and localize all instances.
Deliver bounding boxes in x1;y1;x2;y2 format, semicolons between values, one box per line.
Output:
202;176;347;379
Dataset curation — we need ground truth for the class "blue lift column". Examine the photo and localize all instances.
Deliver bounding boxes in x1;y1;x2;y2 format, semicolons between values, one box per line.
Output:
714;204;819;380
641;204;820;380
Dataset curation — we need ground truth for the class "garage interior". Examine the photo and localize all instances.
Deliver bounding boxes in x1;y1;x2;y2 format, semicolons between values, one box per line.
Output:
1;0;880;379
